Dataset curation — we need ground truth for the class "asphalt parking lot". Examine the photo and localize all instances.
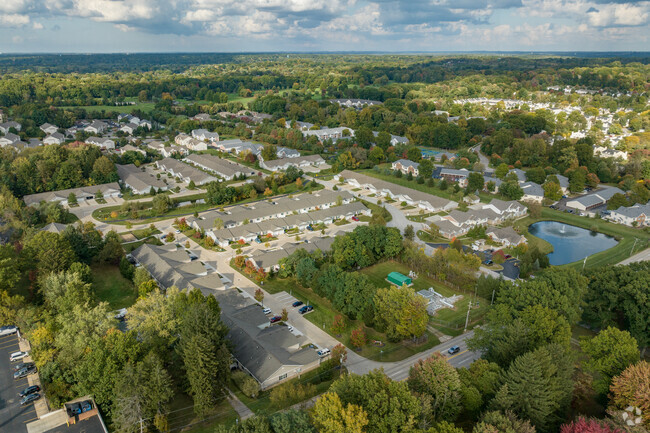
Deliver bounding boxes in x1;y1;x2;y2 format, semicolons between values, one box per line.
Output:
0;333;35;433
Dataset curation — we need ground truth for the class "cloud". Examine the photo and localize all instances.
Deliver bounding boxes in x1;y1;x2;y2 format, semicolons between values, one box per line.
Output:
0;13;30;26
587;1;650;25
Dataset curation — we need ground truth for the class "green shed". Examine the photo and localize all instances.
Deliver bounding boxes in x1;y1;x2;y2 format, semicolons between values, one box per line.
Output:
387;272;412;287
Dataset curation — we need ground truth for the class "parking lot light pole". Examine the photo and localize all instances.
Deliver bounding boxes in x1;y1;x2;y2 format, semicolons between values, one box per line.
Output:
464;301;472;333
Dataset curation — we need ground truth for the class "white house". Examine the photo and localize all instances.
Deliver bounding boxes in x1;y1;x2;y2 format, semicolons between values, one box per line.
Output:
191;129;220;142
40;123;58;135
84;120;108;134
86;136;115;150
44;132;65;145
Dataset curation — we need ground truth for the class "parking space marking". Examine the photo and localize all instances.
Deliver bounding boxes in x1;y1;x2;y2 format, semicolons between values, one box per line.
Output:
0;342;20;350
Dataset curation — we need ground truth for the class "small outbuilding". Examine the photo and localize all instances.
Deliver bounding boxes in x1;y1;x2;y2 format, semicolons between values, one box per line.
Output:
387;271;412;287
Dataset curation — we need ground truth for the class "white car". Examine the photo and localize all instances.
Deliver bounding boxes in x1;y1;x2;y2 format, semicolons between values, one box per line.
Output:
10;351;28;362
262;308;272;315
317;348;331;357
0;325;17;336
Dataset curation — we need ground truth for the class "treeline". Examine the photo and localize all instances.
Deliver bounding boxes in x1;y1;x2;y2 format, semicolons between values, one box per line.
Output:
0;144;118;198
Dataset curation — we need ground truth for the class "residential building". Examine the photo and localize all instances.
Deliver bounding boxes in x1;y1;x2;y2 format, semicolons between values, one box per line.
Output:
303;127;354;141
0;121;21;134
247;237;337;272
260;154;325;171
191;113;211;122
608;201;650;227
594;146;628;161
215;289;321;390
156;158;217;185
131;243;224;292
86;136;115;150
44;132;65;145
114;144;146;156
286;120;314;131
486;226;527;247
391;159;420;176
329;99;382;109
521;182;544;203
116;164;168;195
23;182;121;207
40;222;69;234
192;129;220;142
436;167;470;187
565;187;624;212
84;120;108;134
336;170;457;213
120;122;139;135
0;132;21;147
40;123;59;134
184;153;256;181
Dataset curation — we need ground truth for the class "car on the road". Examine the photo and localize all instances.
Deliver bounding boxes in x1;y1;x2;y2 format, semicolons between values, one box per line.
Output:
292;301;304;307
269;315;282;323
19;385;40;397
351;216;359;221
262;307;272;315
298;305;313;314
448;346;461;355
175;229;181;234
482;260;493;265
317;348;331;357
0;325;17;336
20;393;41;405
10;351;28;362
14;365;36;379
14;362;35;372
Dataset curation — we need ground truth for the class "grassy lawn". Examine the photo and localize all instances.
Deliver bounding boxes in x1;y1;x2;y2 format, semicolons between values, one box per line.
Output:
122;236;163;253
359;199;393;223
59;102;157;114
514;208;650;270
91;264;136;310
253;273;440;362
131;227;161;239
167;389;238;433
360;169;495;203
93;184;323;225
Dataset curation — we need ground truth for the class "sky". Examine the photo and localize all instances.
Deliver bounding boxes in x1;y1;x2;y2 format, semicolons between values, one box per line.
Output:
1;0;649;53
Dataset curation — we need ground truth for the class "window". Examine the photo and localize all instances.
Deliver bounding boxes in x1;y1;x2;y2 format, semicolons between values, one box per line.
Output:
278;373;287;381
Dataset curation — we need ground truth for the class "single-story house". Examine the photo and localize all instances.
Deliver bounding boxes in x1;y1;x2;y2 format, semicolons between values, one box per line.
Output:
565;187;624;212
486;226;527;247
23;182;121;207
116;164;168;195
607;201;650;227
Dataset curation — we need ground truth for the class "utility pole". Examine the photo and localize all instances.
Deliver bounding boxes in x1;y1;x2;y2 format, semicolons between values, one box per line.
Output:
491;289;496;305
582;255;588;271
464;301;472;333
140;418;144;433
631;238;638;257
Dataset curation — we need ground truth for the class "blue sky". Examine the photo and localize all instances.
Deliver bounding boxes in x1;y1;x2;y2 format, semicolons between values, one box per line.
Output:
1;0;648;52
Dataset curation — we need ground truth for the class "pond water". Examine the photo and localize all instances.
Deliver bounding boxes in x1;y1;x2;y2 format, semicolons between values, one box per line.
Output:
528;221;618;266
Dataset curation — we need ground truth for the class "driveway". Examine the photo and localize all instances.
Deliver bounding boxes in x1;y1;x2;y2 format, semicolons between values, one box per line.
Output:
427;243;520;279
0;334;36;433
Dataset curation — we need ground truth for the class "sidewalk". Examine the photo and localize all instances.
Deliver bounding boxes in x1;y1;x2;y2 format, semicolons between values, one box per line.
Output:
226;389;253;420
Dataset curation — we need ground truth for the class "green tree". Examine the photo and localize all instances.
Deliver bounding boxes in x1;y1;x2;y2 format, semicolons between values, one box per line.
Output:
543;182;562;201
26;231;76;274
473;411;536;433
526;167;547;184
467;172;485;193
311;392;369;433
152;194;173;215
374;285;428;341
419;159;434;179
607;193;630;210
67;192;78;206
329;370;421;433
97;231;124;265
132;267;151;288
468;304;571;368
581;327;640;395
262;144;278;161
495;163;510;180
270;409;315;433
492;344;574;433
406;146;422;162
404;224;415;241
408;353;462;422
41;270;94;315
500;181;524;200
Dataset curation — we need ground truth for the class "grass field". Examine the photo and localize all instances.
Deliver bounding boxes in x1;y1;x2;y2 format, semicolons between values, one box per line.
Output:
514;208;650;270
166;389;238;433
122;236;163;253
59;102;157;114
359;169;496;203
91;265;136;310
253;274;440;362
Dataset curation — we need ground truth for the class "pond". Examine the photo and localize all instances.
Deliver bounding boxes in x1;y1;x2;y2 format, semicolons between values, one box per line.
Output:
528;221;618;266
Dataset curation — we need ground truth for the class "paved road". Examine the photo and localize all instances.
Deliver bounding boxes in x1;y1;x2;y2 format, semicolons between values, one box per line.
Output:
0;334;35;433
471;145;493;174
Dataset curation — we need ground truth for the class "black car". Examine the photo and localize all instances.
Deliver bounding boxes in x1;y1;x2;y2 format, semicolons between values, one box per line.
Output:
20;385;40;397
14;365;36;380
292;301;304;307
20;393;40;405
14;362;34;372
